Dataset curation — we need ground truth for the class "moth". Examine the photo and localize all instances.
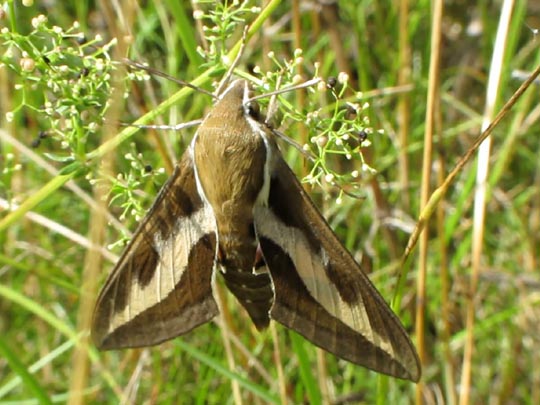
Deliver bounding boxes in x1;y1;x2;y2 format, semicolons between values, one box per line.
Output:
92;79;421;382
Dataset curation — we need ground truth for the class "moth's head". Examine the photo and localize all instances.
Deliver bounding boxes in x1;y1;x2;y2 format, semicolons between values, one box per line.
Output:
218;79;263;123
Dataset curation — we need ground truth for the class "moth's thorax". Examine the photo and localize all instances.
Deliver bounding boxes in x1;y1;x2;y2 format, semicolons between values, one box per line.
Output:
193;80;268;271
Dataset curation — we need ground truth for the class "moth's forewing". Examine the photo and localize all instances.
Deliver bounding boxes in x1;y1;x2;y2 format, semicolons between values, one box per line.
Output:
92;153;219;350
254;155;420;382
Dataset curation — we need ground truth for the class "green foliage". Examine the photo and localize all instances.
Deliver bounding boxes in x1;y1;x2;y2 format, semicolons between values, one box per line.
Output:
0;14;116;162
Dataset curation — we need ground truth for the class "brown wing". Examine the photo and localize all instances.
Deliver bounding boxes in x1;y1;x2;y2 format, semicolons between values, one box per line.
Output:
92;152;219;350
254;156;420;382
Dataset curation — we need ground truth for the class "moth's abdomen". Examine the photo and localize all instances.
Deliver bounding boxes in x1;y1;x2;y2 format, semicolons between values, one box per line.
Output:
221;269;273;330
216;236;273;329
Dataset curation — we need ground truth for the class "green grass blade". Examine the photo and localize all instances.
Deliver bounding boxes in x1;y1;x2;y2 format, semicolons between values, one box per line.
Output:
0;336;52;405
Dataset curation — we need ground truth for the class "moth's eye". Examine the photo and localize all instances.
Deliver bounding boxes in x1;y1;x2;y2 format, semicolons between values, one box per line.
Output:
245;101;261;120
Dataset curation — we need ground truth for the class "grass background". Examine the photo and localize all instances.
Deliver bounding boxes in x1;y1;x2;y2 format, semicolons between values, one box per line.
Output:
1;0;540;403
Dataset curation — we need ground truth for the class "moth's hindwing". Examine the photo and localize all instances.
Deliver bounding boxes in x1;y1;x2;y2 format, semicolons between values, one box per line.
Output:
254;156;421;382
92;152;218;350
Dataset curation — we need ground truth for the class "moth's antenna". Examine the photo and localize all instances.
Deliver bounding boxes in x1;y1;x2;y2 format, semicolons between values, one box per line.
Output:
123;59;216;99
270;128;315;162
118;119;203;132
215;26;249;96
118;59;211;132
247;77;322;104
251;76;322;162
